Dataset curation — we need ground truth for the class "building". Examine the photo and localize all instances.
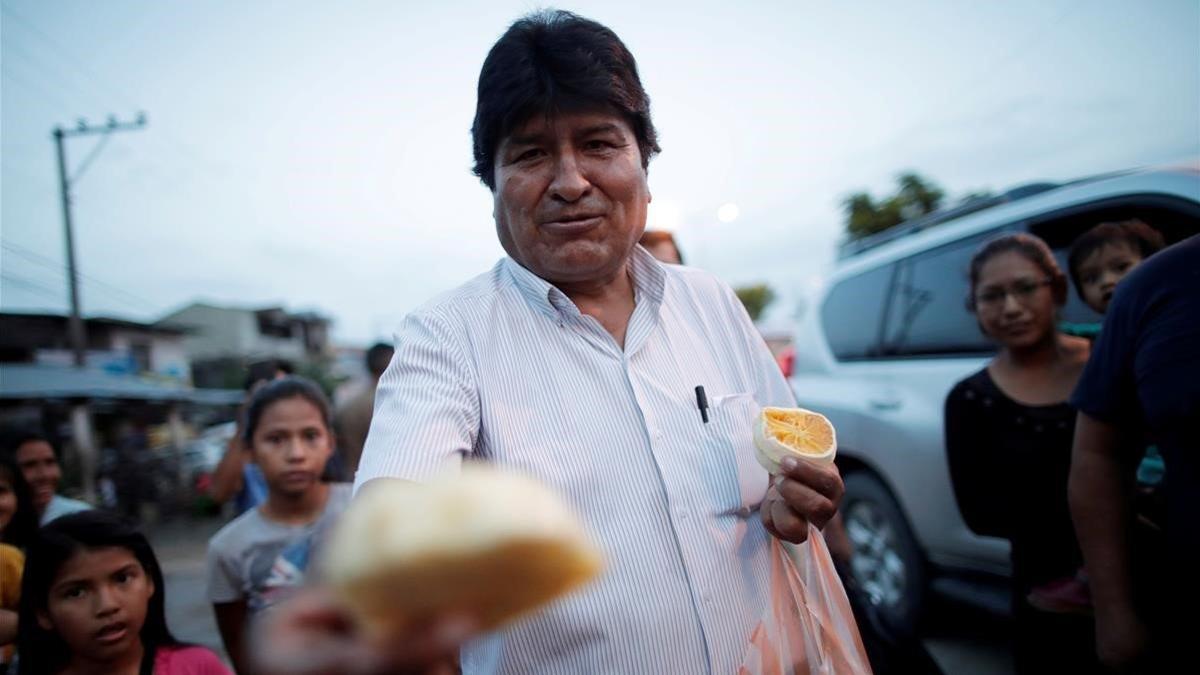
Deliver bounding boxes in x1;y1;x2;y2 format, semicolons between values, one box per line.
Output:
156;302;333;388
0;312;240;511
0;311;191;382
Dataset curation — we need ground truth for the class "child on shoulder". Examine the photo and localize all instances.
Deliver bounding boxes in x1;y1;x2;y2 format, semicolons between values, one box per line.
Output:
1030;220;1168;615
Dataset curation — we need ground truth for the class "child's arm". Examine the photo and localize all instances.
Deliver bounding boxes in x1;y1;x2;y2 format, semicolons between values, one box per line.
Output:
209;434;248;505
213;600;249;674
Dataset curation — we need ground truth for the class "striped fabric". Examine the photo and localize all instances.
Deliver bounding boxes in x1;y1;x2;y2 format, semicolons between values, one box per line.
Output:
356;245;796;674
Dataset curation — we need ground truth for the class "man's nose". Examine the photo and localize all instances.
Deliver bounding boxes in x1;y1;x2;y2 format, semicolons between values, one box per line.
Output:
548;152;591;202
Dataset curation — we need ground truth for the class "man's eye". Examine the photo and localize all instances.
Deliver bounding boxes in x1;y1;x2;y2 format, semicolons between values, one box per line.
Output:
515;149;543;162
1113;261;1132;273
64;587;86;599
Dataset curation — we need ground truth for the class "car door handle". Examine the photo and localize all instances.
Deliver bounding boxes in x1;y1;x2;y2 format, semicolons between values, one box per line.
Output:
869;397;901;411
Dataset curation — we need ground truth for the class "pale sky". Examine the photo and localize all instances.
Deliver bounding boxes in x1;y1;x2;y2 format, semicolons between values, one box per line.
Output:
3;0;1197;344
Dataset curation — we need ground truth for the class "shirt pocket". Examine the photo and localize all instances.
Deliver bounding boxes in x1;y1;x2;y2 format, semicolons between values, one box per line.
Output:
704;392;769;516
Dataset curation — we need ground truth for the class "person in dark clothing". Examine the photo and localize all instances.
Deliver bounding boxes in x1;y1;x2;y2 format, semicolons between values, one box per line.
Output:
1069;235;1200;672
944;233;1099;674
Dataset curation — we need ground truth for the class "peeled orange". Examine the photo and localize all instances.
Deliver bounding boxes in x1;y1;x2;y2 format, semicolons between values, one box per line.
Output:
753;406;837;474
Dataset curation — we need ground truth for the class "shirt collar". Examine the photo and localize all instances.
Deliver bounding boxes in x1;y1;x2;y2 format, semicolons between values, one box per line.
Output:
503;244;667;321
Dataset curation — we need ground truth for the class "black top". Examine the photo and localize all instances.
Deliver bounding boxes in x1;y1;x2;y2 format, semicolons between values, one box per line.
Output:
945;367;1082;593
1071;234;1200;576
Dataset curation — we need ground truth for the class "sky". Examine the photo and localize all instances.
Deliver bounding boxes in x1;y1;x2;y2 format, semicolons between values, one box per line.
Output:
2;0;1197;345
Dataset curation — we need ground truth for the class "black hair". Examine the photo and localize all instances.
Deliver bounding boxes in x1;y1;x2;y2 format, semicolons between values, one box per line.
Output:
365;342;395;379
1066;219;1165;295
639;230;685;265
17;510;180;675
0;454;38;548
966;233;1066;313
3;428;56;459
242;358;295;392
471;9;661;190
241;375;334;447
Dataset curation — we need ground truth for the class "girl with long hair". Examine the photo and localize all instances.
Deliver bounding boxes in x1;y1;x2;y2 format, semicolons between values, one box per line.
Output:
17;510;229;674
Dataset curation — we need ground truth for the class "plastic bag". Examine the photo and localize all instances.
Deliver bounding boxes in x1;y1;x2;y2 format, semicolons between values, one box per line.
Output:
739;526;872;675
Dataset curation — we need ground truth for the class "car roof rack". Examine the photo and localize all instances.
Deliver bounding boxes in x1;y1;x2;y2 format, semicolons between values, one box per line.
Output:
836;182;1061;259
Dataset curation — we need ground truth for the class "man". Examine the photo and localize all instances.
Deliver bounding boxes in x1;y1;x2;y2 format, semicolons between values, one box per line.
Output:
7;431;90;525
1069;235;1200;672
335;342;395;476
255;11;845;674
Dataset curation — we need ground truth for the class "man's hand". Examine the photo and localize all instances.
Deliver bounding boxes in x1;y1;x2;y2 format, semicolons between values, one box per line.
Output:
251;588;474;675
761;457;844;544
1095;605;1150;671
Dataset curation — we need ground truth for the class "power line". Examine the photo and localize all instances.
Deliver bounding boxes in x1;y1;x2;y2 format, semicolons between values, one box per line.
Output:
2;3;234;178
1;240;159;312
0;272;63;302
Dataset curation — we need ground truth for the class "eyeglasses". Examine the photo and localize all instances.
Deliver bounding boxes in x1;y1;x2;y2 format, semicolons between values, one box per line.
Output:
974;278;1053;310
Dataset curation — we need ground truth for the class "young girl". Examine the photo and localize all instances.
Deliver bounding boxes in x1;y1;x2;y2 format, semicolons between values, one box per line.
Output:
16;510;230;675
2;455;39;670
944;234;1098;674
0;455;38;550
205;376;351;675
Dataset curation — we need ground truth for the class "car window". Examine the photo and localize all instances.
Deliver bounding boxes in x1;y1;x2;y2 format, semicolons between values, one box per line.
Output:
1027;196;1200;327
821;264;892;361
882;235;996;358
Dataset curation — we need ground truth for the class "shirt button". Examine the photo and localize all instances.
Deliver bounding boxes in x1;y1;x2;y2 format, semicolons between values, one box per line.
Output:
676;509;689;520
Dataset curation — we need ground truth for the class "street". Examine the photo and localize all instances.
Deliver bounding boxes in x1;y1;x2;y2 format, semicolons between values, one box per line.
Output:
150;514;1014;674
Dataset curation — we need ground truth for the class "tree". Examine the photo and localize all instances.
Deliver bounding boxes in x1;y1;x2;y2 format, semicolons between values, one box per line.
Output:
842;172;947;241
735;284;776;322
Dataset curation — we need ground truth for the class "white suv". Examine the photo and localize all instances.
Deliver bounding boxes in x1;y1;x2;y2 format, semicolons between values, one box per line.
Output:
790;165;1200;634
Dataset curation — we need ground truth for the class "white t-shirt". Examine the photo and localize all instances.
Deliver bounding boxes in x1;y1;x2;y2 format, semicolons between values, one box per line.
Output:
205;484;352;614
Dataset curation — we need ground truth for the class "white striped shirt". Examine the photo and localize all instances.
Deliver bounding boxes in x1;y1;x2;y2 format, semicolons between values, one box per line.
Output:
356;246;796;674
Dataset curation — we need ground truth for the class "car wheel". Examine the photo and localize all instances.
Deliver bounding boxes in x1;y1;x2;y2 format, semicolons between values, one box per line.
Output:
842;471;926;638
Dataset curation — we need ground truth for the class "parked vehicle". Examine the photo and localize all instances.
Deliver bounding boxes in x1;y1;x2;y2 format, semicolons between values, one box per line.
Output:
790;165;1200;634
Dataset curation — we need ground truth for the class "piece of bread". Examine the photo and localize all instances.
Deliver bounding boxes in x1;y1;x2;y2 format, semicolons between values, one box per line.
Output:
320;465;604;636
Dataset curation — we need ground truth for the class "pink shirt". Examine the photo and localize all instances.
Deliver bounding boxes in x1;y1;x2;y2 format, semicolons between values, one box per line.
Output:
154;646;232;675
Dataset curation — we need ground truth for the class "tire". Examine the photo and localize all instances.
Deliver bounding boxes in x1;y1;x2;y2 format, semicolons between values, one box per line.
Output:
842;471;927;639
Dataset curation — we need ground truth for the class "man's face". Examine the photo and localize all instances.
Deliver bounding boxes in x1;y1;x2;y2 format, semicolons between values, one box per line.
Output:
16;440;61;512
492;109;651;286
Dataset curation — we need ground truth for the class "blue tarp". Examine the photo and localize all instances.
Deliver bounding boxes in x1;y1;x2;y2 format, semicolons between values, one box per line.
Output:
0;364;241;405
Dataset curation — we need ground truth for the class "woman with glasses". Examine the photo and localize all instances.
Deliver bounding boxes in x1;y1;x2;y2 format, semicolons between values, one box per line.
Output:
944;233;1099;674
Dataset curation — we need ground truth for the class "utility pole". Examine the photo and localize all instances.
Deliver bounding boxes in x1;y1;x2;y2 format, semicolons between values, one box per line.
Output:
53;113;147;367
52;113;146;506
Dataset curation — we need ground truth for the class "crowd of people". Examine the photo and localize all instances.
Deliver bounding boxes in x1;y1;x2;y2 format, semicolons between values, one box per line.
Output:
1;441;231;673
1;7;1196;675
946;221;1196;673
